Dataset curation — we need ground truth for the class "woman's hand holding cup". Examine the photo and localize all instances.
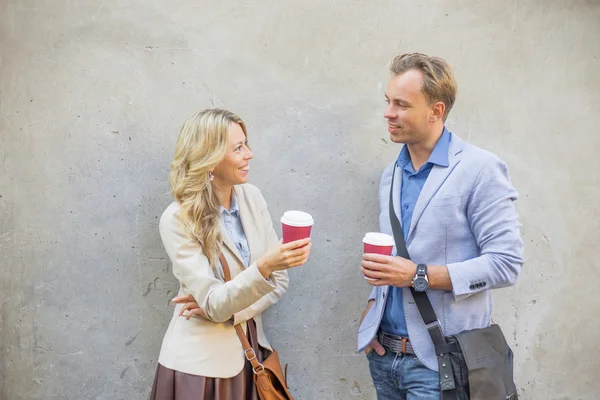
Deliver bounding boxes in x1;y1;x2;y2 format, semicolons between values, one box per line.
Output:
256;210;314;278
257;238;312;278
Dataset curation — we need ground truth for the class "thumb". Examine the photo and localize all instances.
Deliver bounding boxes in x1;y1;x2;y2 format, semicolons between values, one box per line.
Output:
371;338;386;356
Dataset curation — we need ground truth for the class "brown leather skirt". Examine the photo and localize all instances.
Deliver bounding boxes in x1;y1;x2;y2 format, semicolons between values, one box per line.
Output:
150;319;270;400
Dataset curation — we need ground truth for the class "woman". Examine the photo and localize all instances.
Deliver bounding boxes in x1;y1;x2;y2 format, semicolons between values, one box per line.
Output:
151;109;311;399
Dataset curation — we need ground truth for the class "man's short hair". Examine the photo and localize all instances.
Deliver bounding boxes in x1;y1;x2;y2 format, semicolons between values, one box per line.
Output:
389;53;457;121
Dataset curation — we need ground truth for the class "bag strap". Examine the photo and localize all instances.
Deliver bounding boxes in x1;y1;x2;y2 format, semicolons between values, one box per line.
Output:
387;165;447;346
388;165;459;396
219;252;266;375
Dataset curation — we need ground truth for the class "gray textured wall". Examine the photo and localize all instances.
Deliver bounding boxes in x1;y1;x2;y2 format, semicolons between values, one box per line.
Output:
1;1;599;399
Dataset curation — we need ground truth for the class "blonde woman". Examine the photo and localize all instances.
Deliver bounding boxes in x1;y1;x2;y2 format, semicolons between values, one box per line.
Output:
151;109;311;399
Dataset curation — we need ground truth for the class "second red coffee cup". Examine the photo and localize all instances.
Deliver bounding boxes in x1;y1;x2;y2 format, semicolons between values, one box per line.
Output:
281;210;314;244
362;232;395;281
362;232;395;255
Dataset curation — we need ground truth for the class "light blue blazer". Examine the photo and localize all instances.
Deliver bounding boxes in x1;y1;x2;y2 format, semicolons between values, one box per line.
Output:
357;133;524;371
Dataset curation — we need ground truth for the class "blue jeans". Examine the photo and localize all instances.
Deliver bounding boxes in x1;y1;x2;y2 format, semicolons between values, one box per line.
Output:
367;349;440;400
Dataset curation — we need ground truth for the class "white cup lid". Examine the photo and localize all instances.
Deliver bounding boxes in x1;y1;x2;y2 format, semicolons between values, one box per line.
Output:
362;232;395;246
281;210;314;227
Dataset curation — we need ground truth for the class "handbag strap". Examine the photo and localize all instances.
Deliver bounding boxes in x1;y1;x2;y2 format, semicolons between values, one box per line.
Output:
219;252;266;375
388;165;460;397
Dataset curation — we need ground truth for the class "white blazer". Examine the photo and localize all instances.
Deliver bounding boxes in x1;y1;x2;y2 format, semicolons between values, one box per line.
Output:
157;183;289;377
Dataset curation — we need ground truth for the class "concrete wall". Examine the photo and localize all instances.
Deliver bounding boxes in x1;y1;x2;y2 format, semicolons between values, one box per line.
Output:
1;0;599;399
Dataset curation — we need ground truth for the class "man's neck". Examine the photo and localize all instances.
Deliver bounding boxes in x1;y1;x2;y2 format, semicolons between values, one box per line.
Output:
406;126;444;170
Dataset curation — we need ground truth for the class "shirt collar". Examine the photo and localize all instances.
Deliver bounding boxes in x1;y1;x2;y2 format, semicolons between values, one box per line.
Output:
221;193;240;216
396;126;451;170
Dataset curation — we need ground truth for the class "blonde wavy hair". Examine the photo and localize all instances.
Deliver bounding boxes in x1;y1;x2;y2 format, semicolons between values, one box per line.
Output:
168;109;248;266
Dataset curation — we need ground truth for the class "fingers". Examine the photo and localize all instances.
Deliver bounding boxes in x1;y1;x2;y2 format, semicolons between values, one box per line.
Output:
282;237;311;251
361;261;391;283
361;267;386;286
171;294;195;303
285;242;312;258
179;302;192;316
361;265;386;279
287;243;313;266
363;275;380;284
286;253;311;268
363;253;392;263
370;338;386;356
361;259;389;271
277;243;311;269
364;346;372;355
185;308;207;320
178;302;199;317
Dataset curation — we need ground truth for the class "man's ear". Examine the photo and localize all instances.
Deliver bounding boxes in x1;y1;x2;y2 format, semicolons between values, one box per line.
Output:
430;101;445;122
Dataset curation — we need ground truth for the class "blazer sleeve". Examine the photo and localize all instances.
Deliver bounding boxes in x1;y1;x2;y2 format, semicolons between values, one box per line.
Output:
233;188;289;325
446;156;525;300
159;207;277;323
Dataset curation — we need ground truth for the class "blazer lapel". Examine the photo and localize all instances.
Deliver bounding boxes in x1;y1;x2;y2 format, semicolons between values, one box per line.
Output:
220;222;245;266
406;135;465;241
234;186;257;265
219;188;246;266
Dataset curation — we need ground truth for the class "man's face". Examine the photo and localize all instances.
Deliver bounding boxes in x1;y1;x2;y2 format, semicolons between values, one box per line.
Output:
384;69;433;144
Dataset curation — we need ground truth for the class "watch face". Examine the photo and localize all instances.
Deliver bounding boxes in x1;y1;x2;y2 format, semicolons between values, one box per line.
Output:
413;278;428;292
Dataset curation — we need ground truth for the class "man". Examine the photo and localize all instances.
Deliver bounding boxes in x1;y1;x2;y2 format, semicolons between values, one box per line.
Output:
357;53;524;399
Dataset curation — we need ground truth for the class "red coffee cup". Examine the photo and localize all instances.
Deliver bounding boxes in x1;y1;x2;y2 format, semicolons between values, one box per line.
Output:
362;232;395;255
281;210;314;244
362;232;394;281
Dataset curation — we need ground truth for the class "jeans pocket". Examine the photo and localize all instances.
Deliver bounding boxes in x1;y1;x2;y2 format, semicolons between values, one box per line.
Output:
412;355;426;367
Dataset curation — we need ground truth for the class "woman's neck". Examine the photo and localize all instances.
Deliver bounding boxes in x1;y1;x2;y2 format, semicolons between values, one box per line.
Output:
215;183;234;210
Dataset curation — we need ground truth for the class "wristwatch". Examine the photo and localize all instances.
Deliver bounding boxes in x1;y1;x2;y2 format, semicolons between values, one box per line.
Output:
412;264;429;292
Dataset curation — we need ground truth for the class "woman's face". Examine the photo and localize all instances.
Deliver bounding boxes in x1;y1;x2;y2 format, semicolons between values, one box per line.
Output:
212;122;253;187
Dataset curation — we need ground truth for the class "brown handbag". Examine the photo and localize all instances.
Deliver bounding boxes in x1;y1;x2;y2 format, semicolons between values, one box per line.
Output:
219;253;294;400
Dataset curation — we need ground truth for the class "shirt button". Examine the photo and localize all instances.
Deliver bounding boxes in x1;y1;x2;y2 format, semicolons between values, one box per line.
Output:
403;204;409;209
